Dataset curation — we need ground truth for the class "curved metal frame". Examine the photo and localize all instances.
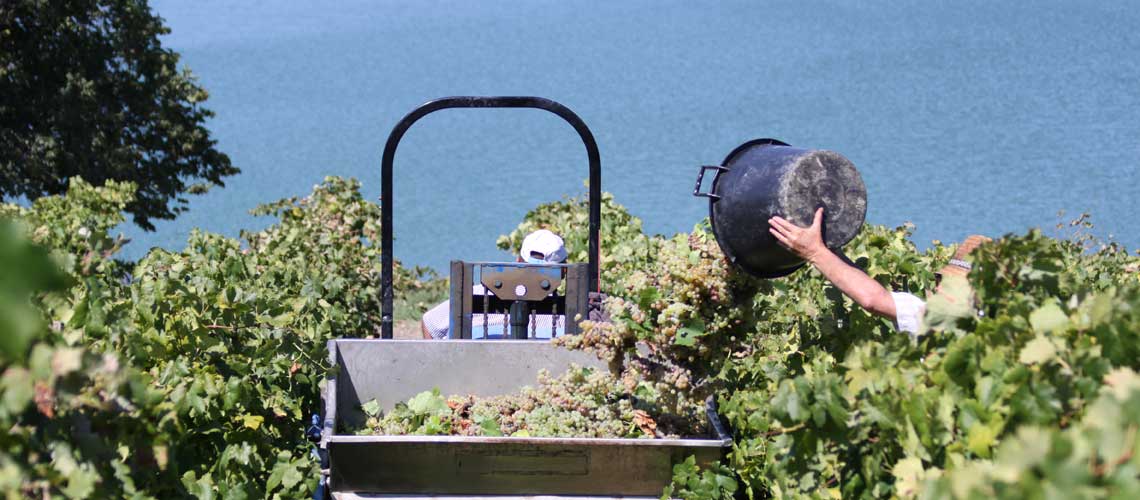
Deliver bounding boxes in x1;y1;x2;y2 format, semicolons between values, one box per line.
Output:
380;96;602;338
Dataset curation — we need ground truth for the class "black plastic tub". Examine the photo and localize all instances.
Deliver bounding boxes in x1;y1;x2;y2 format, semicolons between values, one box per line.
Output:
695;138;867;278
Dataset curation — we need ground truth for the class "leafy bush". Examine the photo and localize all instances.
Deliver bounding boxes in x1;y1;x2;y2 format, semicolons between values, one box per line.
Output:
566;212;1140;498
1;176;437;498
3;178;1139;499
920;367;1140;499
1;187;162;499
491;192;1140;498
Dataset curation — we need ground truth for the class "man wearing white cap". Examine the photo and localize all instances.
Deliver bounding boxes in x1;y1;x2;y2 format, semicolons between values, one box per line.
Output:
420;229;569;339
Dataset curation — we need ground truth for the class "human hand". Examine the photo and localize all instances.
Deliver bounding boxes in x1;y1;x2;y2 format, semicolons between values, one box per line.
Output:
768;207;828;262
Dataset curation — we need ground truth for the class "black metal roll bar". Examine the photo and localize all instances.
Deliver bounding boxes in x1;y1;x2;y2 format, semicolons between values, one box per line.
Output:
380;96;602;339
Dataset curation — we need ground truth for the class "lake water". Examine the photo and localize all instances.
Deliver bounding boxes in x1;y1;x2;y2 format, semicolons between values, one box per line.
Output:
131;0;1140;270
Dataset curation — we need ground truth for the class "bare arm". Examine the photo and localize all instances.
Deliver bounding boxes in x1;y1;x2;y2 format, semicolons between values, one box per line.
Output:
804;246;897;318
768;208;897;320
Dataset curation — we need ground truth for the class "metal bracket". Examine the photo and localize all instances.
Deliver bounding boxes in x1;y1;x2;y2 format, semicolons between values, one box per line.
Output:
449;261;588;339
480;265;563;302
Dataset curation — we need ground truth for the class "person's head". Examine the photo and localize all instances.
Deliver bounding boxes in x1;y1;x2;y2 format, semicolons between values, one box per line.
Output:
518;229;568;264
934;234;991;289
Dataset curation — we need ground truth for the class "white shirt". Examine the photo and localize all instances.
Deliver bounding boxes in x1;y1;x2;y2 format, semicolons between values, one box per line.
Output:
891;292;926;337
421;285;566;339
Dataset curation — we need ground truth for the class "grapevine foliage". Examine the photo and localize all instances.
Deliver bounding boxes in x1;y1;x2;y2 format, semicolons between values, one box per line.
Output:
2;179;1140;499
501;195;1140;499
0;177;433;498
919;366;1140;498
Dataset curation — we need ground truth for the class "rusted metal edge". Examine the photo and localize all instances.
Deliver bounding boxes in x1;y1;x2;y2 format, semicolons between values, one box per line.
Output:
327;435;732;448
333;495;661;500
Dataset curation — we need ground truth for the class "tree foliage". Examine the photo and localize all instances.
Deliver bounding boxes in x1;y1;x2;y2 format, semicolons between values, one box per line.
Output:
0;0;238;230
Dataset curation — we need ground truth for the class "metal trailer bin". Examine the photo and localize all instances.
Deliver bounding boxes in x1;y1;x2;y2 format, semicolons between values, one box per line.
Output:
319;339;732;499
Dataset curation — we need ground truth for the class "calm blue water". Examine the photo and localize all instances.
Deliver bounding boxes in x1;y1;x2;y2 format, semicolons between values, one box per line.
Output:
129;0;1140;270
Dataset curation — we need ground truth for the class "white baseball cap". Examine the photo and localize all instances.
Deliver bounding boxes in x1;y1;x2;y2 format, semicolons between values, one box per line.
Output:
520;229;568;264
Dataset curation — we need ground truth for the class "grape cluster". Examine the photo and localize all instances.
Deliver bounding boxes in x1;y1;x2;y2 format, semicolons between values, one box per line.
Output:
357;364;705;438
560;225;761;415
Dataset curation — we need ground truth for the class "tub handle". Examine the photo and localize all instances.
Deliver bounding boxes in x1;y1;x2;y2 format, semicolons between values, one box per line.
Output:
693;165;728;200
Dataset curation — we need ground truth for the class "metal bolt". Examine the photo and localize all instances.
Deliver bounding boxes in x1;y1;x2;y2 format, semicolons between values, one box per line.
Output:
540;279;551;290
494;280;503;288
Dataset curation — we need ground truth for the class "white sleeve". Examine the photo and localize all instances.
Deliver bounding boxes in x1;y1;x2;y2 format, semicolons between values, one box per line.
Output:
890;292;926;336
421;301;451;339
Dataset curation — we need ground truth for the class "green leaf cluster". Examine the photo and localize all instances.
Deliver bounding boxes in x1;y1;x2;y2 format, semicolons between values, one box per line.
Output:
374;389;453;436
922;367;1140;499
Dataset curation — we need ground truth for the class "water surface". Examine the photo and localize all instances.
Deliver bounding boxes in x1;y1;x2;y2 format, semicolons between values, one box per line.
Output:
130;0;1140;270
